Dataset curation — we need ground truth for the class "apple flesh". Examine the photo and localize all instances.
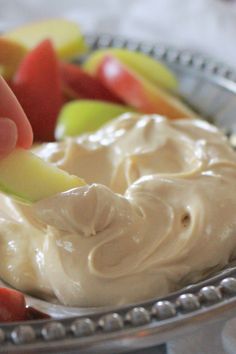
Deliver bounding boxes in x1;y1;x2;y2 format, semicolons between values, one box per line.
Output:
0;148;85;203
83;48;178;92
0;37;27;79
3;19;87;60
96;55;196;119
56;100;134;139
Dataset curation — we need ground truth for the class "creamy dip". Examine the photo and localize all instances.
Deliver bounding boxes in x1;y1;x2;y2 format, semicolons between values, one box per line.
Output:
0;113;236;307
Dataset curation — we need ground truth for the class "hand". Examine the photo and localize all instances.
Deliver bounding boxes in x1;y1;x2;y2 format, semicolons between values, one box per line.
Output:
0;76;33;158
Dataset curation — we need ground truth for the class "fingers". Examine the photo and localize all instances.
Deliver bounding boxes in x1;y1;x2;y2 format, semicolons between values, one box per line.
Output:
0;76;33;148
0;118;17;158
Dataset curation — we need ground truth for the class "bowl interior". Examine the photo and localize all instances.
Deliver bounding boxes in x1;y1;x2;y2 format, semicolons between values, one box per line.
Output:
3;35;236;320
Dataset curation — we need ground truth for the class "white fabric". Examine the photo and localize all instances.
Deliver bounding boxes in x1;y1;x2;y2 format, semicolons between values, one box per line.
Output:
1;0;236;69
1;0;236;352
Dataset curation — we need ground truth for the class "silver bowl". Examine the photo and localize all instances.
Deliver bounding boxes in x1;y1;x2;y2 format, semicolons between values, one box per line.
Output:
1;34;236;353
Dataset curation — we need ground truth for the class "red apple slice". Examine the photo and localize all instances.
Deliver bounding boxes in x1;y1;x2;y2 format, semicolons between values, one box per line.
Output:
11;39;63;142
84;48;178;92
60;62;122;103
96;55;197;119
0;288;26;322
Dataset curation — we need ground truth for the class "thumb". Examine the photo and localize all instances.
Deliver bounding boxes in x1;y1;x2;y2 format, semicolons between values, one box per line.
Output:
0;118;18;158
0;76;33;149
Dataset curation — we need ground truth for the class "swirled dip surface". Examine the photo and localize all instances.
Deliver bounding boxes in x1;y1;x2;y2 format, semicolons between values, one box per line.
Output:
0;113;236;307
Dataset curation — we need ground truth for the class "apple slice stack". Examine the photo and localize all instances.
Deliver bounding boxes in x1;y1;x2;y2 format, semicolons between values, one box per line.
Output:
0;19;196;143
89;52;196;119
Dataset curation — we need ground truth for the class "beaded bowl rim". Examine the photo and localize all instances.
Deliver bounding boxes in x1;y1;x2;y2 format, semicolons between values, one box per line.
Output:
1;33;236;353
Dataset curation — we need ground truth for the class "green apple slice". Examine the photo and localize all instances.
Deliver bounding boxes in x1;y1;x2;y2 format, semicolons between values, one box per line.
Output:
3;19;88;60
0;148;86;203
83;48;178;92
56;100;134;140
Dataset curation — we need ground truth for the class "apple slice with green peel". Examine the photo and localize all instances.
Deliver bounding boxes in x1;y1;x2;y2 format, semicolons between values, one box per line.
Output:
3;19;87;60
56;100;134;140
0;148;86;203
0;37;27;80
83;48;178;92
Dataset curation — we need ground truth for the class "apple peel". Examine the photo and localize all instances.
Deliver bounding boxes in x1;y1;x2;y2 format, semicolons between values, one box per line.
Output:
0;148;86;203
56;99;135;139
3;19;87;60
83;48;178;92
96;55;197;119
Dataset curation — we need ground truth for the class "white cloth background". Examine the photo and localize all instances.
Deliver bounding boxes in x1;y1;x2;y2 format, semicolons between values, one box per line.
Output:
1;0;236;69
1;0;236;352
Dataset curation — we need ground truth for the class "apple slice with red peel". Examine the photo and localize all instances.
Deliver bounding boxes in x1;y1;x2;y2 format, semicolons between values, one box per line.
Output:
11;39;63;142
0;37;27;80
0;148;85;203
60;62;122;103
83;48;178;92
26;306;50;320
96;55;197;119
56;100;134;139
3;19;87;60
0;288;26;322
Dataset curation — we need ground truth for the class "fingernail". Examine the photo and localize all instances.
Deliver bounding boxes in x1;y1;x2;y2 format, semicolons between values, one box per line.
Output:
0;118;18;157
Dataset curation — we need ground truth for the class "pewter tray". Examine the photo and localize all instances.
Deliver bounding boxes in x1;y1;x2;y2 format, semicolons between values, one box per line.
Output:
1;34;236;353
